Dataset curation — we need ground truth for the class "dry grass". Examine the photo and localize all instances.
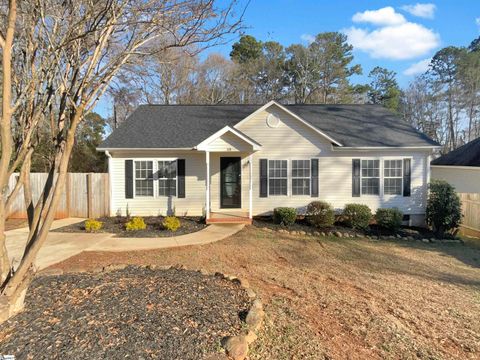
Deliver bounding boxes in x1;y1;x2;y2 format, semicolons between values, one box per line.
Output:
51;226;480;360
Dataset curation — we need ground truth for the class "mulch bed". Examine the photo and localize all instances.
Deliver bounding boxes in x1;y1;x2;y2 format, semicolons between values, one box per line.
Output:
0;266;251;359
253;216;441;239
53;216;207;237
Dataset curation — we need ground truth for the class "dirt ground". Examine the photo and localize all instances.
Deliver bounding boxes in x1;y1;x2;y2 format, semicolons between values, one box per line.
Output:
50;226;480;360
5;218;27;231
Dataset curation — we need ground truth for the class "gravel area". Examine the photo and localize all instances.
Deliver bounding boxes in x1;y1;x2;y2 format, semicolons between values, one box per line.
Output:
0;266;251;359
53;216;207;237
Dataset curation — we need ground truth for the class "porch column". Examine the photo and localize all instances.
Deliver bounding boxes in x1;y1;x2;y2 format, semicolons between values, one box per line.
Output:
249;154;253;219
205;151;210;220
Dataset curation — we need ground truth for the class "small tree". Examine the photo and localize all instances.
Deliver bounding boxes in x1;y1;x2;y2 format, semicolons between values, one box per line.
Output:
426;180;462;237
0;0;243;322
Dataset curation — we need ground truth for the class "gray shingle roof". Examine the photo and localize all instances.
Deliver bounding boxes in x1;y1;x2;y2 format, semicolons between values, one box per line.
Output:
99;103;439;149
431;137;480;167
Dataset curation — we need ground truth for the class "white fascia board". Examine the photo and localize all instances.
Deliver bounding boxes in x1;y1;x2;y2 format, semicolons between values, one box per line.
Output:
195;126;262;151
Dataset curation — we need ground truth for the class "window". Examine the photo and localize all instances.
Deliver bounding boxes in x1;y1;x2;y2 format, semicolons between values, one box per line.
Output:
158;160;177;196
361;160;380;195
268;160;287;195
384;159;403;195
292;160;310;195
135;161;153;196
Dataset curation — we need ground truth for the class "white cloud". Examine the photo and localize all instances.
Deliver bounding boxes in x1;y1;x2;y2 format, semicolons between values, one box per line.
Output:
300;34;315;44
344;7;440;60
403;58;431;76
352;6;406;26
476;17;480;30
401;3;436;19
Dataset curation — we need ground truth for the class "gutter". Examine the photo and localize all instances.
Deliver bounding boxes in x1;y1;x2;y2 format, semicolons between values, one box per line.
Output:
331;145;441;151
431;165;480;170
97;147;194;152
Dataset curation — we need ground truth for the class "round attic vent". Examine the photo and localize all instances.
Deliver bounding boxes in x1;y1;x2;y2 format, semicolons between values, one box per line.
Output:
266;113;280;128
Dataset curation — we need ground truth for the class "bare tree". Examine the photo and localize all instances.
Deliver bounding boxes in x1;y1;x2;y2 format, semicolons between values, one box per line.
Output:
0;0;243;322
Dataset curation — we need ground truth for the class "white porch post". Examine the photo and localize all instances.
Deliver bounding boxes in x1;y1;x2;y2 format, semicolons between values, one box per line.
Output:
205;151;210;220
249;154;253;219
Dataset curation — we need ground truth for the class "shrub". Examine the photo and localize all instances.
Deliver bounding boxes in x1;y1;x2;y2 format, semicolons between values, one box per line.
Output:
163;216;181;232
306;201;335;228
273;207;297;226
375;208;403;232
85;219;103;232
343;204;372;230
426;180;462;237
125;216;147;231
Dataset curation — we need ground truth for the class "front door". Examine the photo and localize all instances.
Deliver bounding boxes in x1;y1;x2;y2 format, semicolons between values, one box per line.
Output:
220;157;241;208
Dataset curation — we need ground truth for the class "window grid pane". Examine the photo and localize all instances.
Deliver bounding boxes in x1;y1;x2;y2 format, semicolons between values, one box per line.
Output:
361;160;379;195
135;161;153;197
268;160;288;196
158;160;177;196
292;160;311;195
384;159;402;195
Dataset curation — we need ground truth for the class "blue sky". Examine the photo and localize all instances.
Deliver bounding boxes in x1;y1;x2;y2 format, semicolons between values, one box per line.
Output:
95;1;480;118
222;0;480;86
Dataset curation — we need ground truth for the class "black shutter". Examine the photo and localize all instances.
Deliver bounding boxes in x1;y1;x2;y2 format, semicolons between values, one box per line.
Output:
311;158;319;197
177;159;185;198
125;160;134;199
403;158;411;197
260;159;268;198
352;159;360;197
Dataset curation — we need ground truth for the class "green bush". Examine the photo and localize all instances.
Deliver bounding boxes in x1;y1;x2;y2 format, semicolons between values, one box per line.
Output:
163;216;181;232
85;219;103;232
343;204;372;230
426;180;462;237
375;208;403;232
273;207;297;226
125;216;147;231
306;201;335;228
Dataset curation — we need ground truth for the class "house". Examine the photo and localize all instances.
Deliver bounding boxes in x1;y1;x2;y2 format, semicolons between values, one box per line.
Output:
98;101;439;225
431;137;480;193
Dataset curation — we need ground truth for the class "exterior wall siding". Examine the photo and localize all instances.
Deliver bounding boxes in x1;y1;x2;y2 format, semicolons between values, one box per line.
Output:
431;166;480;193
236;105;431;223
108;104;432;225
109;150;206;216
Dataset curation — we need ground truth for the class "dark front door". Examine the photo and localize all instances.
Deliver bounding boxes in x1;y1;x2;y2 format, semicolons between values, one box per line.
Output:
220;157;241;208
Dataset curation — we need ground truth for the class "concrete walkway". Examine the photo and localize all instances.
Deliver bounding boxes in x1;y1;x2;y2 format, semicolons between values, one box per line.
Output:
5;219;244;270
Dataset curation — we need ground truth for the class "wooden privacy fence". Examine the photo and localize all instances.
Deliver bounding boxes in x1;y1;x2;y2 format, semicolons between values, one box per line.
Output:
458;193;480;238
7;173;109;219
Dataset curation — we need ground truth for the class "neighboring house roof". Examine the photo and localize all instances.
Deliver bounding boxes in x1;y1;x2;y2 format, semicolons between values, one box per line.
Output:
431;137;480;167
99;103;439;150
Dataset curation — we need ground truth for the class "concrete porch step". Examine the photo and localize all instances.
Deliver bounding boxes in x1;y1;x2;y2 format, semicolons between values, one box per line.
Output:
206;211;252;224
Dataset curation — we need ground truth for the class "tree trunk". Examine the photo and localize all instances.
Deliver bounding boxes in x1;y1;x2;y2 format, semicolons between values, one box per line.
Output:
0;109;81;322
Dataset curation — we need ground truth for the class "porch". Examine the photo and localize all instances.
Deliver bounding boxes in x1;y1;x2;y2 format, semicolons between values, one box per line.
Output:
197;126;261;224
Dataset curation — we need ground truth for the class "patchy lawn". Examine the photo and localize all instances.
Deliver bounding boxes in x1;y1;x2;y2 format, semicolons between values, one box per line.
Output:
50;226;480;360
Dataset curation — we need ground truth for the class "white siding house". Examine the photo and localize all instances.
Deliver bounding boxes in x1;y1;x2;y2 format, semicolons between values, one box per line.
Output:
99;101;439;226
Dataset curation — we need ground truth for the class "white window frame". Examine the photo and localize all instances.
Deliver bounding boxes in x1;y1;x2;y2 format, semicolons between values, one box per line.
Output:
291;159;311;196
267;159;288;196
157;159;178;197
383;159;403;196
357;156;412;197
360;158;381;196
132;157;178;199
134;160;154;197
